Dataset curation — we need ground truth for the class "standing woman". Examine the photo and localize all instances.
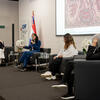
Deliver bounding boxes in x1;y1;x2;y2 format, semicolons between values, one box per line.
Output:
18;33;41;71
41;33;78;80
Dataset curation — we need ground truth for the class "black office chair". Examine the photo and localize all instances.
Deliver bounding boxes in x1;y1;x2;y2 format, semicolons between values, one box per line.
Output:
4;46;15;66
29;48;51;71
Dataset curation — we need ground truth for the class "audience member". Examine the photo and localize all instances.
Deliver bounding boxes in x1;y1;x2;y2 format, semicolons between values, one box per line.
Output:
41;33;78;80
0;40;5;64
51;61;75;100
86;38;100;60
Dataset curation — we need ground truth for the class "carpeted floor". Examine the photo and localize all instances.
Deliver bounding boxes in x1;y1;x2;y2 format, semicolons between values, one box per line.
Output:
0;65;66;100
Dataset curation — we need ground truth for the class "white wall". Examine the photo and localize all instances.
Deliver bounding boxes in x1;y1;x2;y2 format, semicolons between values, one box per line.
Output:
19;0;93;54
0;0;19;47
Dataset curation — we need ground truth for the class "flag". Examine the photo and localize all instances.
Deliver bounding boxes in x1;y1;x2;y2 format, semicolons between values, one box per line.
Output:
32;11;37;34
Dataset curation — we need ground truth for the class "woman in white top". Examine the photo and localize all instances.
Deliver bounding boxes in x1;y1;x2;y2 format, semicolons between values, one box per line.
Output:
41;33;78;80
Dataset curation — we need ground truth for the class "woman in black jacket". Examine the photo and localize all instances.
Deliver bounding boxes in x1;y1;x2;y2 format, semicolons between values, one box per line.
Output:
86;38;100;60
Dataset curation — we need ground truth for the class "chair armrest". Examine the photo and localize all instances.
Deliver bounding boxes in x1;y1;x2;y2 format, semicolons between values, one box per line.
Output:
63;57;74;60
31;52;40;58
40;48;51;53
74;55;86;59
50;54;57;58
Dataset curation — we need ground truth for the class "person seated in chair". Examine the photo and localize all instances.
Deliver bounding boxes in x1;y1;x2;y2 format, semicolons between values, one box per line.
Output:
51;61;75;100
41;33;78;80
17;33;41;71
86;37;100;60
0;40;5;64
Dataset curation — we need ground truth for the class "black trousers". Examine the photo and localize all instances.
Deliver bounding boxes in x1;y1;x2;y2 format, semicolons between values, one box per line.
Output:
62;61;74;95
49;57;62;76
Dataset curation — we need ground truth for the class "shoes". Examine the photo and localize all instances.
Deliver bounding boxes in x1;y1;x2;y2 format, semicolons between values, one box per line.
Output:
16;62;20;66
40;71;52;77
15;63;23;69
19;68;27;72
51;84;67;88
61;73;64;75
61;94;75;100
15;65;22;69
45;75;56;80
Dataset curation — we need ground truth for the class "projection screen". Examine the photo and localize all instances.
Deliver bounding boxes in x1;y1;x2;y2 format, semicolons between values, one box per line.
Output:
56;0;100;35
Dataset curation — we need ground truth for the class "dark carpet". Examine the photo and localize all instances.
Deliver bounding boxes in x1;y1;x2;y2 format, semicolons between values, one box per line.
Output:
0;66;66;100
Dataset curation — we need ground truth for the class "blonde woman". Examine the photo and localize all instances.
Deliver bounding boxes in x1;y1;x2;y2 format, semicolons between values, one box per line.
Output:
86;37;100;60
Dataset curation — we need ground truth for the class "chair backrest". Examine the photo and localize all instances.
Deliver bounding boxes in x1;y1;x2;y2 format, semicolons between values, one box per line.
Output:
40;48;51;53
4;46;14;63
39;48;51;59
78;51;84;55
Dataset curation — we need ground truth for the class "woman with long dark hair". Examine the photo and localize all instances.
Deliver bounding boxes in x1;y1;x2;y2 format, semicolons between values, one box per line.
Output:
41;33;78;80
17;33;41;71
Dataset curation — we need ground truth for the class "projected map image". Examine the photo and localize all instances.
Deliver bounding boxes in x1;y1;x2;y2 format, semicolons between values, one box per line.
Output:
65;0;100;28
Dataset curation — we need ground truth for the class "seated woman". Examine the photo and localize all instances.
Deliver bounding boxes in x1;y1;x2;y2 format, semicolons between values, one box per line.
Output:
51;61;75;100
17;33;41;71
86;37;100;60
0;40;5;64
41;33;78;80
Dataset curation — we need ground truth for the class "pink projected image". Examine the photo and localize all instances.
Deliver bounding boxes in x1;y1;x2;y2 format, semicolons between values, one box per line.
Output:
65;0;100;28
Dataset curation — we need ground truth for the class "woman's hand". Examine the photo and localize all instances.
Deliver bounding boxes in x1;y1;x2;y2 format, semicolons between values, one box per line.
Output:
53;56;57;60
31;40;35;44
53;55;63;60
58;55;63;58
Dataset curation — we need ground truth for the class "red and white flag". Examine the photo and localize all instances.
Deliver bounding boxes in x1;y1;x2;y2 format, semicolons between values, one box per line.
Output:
31;11;37;34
